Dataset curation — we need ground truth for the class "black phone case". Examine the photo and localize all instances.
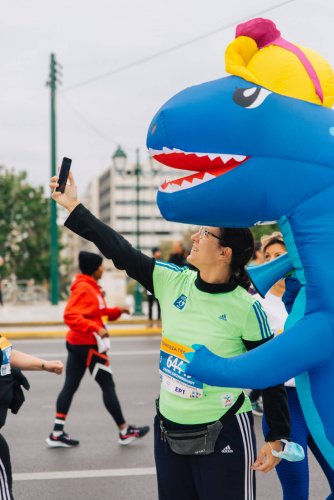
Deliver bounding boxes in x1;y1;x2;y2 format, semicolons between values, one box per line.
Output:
56;157;72;193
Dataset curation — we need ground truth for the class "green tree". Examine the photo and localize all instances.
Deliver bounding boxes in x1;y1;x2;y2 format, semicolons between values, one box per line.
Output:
0;166;51;282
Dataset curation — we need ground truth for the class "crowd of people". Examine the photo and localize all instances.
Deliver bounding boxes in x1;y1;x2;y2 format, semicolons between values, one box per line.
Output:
0;170;332;499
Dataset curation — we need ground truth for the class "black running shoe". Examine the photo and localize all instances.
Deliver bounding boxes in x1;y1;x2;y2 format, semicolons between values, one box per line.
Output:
118;425;150;445
46;432;80;448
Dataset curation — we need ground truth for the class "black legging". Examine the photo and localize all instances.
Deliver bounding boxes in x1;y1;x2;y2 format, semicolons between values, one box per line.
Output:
0;434;13;499
56;342;125;426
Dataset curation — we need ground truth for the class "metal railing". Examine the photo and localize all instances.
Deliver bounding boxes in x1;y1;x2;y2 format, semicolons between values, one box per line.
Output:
2;279;48;304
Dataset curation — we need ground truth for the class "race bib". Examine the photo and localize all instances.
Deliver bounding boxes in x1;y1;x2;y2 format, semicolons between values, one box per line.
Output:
0;337;12;376
159;337;203;399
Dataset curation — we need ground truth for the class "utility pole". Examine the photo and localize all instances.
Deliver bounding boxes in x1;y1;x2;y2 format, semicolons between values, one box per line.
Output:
47;53;61;305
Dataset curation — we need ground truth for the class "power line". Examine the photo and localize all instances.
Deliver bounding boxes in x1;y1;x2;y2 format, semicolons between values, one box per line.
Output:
59;94;137;153
59;0;296;149
59;94;117;145
62;0;295;92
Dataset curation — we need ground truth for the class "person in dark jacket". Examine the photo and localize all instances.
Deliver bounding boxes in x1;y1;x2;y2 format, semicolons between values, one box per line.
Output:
147;247;161;322
46;251;150;448
168;241;188;267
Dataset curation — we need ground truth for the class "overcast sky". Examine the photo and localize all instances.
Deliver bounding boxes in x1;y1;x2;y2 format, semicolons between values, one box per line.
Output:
1;0;333;195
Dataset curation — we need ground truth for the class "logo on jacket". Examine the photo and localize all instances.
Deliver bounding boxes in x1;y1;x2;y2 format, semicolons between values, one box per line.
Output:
173;294;187;310
218;314;227;321
221;393;234;408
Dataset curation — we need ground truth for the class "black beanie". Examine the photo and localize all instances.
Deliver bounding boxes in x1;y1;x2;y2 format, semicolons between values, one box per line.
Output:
78;251;103;275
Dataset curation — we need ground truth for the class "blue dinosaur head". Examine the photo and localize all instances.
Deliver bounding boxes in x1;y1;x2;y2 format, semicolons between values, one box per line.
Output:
147;75;334;227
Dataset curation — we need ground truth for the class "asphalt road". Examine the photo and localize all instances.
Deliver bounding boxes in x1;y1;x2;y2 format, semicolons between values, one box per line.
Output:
4;337;330;500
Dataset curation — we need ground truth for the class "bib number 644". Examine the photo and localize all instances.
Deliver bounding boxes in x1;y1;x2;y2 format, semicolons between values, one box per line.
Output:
166;355;184;374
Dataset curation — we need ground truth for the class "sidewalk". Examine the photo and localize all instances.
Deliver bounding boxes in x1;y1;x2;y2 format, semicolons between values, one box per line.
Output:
0;302;162;339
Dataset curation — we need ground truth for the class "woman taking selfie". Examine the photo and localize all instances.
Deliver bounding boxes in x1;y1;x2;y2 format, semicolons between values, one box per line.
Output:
50;172;290;500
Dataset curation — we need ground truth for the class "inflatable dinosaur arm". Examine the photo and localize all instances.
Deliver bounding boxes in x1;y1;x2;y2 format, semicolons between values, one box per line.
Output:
185;313;334;388
246;252;294;298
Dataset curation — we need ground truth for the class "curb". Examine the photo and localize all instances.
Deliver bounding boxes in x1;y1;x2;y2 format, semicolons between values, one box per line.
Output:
0;319;161;328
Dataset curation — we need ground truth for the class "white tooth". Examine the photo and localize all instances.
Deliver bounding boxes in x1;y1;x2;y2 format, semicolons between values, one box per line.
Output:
221;154;233;163
183;151;194;156
191;178;203;186
202;173;215;182
232;155;246;162
149;148;161;155
172;183;182;191
162;147;172;154
208;153;219;160
196;152;208;157
172;148;183;153
180;180;193;190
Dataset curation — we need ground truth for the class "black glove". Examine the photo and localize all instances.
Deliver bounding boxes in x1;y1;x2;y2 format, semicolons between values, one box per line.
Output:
11;367;30;391
9;368;30;415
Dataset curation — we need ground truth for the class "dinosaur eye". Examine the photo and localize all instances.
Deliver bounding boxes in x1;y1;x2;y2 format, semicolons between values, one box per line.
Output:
233;87;271;108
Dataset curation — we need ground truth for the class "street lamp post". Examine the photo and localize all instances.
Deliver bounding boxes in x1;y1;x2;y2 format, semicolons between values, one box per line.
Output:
112;146;143;315
47;53;61;305
133;147;143;315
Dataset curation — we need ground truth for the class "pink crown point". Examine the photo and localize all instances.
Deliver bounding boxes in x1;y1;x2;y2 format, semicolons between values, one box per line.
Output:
236;18;281;48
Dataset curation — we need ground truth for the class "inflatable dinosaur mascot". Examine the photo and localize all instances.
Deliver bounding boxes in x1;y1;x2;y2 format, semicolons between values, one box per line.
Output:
146;18;334;467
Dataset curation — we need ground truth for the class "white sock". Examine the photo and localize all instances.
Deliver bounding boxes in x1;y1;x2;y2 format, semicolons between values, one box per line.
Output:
120;427;128;436
52;431;63;437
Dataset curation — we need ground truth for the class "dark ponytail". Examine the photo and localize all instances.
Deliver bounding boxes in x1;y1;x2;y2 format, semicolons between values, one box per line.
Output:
218;227;254;290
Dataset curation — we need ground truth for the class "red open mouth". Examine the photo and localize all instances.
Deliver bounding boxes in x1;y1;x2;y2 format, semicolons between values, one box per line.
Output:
149;148;250;193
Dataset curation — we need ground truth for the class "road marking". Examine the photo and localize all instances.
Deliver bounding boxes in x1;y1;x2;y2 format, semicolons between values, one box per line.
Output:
13;467;156;481
31;350;158;358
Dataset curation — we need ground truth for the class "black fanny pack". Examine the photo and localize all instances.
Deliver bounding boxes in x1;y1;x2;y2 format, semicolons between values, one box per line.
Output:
157;392;245;456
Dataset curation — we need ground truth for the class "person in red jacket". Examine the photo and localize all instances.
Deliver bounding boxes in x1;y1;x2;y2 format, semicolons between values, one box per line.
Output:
46;251;150;448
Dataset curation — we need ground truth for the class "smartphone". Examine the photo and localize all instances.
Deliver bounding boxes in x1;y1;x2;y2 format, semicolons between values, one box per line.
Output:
56;157;72;193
